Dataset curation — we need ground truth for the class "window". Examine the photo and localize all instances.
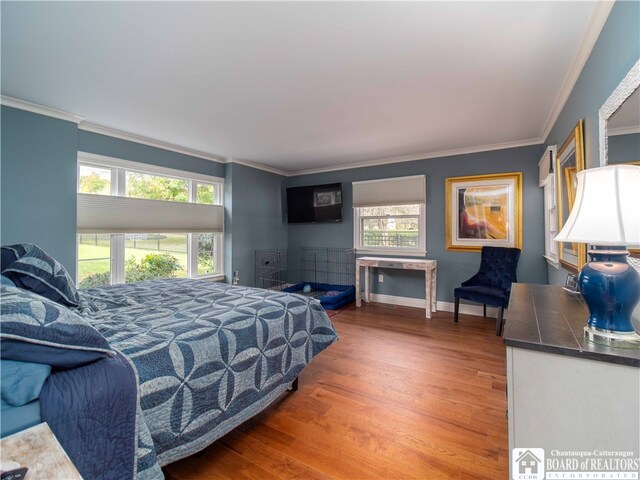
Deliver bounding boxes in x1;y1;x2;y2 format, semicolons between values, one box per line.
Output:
78;165;112;195
77;234;111;288
196;233;218;276
126;171;189;202
353;175;426;255
539;146;559;268
196;183;217;205
358;205;422;249
124;233;188;281
76;153;224;288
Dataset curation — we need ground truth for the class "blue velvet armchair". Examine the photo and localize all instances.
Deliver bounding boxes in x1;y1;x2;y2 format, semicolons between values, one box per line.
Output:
453;246;521;336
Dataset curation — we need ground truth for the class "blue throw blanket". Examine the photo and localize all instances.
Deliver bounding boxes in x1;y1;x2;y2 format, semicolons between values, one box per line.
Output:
76;279;338;478
40;353;147;479
0;284;142;479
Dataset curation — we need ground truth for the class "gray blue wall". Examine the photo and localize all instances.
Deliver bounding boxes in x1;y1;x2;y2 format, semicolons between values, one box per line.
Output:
1;106;78;271
224;163;287;286
224;163;234;283
285;144;547;304
78;131;225;178
608;133;640;165
3;0;635;292
544;0;640;285
1;110;286;283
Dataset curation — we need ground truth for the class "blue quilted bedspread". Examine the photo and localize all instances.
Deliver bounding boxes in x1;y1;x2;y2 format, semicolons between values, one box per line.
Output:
76;279;338;478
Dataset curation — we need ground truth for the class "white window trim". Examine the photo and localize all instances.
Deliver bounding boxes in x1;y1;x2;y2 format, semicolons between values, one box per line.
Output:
78;151;224;185
353;204;427;257
540;145;559;269
77;153;225;284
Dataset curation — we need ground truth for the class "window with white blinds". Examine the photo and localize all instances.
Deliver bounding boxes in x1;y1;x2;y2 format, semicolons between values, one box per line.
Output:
352;175;426;255
352;175;426;207
539;146;559;268
76;153;224;288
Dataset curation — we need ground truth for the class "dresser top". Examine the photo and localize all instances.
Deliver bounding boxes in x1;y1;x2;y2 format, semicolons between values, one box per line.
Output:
503;283;640;367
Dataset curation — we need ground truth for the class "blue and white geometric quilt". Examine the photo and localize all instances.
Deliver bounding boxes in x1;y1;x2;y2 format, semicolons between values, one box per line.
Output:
76;279;338;477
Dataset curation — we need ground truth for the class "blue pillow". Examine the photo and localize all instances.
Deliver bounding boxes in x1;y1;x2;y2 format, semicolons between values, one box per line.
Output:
0;285;112;367
3;244;80;307
0;275;15;287
0;244;30;272
1;360;51;407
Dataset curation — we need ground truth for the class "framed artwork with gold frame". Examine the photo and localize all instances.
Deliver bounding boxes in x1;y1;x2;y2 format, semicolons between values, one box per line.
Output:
555;120;586;272
445;172;522;252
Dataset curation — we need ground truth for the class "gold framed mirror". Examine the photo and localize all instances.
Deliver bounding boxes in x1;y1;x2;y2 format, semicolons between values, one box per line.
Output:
556;120;586;272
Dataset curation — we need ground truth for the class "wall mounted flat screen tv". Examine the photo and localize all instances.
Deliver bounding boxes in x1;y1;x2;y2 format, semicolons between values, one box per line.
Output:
286;183;342;223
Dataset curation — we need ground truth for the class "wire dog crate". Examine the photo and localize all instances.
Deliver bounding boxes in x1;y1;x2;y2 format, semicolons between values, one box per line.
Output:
255;247;356;291
256;247;356;309
255;249;288;291
298;247;355;286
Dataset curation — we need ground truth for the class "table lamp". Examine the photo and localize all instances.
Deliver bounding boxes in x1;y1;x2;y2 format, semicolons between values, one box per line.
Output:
554;164;640;347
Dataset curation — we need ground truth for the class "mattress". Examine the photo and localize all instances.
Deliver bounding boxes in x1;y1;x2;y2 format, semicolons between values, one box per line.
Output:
0;399;41;438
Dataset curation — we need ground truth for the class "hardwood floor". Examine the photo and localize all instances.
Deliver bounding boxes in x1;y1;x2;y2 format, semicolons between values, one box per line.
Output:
163;303;509;480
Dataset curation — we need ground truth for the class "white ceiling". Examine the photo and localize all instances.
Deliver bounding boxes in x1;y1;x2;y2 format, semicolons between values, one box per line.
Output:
1;1;601;173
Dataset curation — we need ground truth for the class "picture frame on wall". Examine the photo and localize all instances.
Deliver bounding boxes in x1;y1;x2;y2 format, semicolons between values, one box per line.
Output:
445;172;523;252
555;120;586;272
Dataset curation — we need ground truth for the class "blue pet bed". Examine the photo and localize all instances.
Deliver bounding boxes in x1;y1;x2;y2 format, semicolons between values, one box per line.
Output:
283;282;355;310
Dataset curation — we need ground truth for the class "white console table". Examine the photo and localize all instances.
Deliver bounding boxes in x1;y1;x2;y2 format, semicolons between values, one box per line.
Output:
355;257;437;318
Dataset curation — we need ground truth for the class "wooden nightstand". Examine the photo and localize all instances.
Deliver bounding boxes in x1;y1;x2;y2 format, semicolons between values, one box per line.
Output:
0;423;82;479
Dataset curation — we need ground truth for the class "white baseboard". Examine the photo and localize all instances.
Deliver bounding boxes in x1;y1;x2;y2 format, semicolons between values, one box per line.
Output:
437;301;499;319
366;293;500;318
368;293;426;309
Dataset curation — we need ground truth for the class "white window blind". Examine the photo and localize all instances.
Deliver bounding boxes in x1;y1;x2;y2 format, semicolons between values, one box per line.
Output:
352;175;426;208
77;193;224;234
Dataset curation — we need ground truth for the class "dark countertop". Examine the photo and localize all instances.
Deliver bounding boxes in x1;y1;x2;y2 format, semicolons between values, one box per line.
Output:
503;283;640;367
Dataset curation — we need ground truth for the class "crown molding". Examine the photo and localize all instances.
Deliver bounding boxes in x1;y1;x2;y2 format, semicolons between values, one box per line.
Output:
78;151;224;184
286;137;542;177
2;95;228;164
227;157;288;176
0;94;544;177
78;122;226;164
540;0;615;142
608;125;640;137
78;124;288;174
1;95;85;124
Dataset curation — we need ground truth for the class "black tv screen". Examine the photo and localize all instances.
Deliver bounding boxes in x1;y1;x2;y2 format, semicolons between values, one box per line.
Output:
286;183;342;223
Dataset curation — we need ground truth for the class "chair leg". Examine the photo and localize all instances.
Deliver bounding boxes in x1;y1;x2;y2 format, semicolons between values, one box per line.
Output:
454;297;460;323
496;307;504;336
483;304;487;317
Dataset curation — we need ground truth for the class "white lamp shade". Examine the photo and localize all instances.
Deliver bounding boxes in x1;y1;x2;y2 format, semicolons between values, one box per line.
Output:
554;165;640;246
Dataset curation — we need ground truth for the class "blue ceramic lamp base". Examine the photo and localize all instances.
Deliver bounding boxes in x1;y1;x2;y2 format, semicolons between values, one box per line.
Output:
579;247;640;348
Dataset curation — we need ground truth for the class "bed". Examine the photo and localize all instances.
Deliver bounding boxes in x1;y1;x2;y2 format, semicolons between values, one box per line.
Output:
1;250;338;480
